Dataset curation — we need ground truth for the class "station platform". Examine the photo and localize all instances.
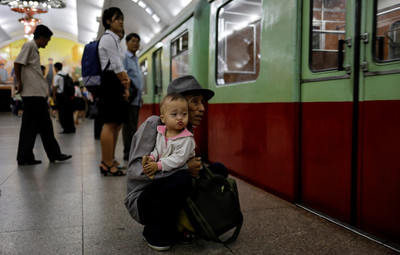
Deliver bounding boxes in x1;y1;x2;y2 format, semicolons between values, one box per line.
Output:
0;112;398;254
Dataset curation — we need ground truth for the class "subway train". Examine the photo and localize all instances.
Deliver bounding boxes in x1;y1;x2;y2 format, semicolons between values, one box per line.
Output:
134;0;400;246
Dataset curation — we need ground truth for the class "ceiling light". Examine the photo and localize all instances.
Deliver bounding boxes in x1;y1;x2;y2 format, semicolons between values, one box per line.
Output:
0;0;65;14
138;1;146;8
145;7;152;15
152;14;160;23
0;0;66;39
132;0;161;24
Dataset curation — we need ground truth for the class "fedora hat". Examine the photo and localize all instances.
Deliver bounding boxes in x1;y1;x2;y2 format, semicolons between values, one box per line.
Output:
167;75;215;102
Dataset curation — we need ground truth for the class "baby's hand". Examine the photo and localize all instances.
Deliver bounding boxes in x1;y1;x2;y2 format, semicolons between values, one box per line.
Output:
141;155;155;167
143;162;158;179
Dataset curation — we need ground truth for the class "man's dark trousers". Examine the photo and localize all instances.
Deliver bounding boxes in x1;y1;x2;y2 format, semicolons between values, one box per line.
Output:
137;171;191;243
17;97;61;162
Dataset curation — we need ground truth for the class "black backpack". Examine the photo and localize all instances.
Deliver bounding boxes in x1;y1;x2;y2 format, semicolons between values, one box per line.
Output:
184;163;243;244
60;74;75;98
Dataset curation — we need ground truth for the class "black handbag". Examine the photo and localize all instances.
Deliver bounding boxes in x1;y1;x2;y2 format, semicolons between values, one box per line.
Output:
184;163;243;244
87;101;99;119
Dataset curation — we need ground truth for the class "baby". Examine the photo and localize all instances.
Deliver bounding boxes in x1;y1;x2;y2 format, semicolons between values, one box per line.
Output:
142;93;196;178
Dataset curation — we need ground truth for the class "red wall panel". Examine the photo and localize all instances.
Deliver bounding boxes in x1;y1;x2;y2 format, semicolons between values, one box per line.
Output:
207;102;299;201
138;104;159;127
358;100;400;244
301;102;353;223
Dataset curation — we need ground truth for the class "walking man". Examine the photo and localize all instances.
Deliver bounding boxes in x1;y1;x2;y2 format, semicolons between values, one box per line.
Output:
14;25;71;165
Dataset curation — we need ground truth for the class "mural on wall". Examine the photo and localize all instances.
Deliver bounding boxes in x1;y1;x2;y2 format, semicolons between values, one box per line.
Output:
0;37;84;84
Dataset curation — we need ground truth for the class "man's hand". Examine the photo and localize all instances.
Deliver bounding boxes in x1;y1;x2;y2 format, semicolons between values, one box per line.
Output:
15;82;22;94
187;157;202;178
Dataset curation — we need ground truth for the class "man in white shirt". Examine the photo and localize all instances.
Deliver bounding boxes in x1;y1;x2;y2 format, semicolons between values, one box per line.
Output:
14;25;71;165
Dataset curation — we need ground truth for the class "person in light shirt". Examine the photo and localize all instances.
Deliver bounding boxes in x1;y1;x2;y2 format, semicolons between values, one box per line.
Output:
98;7;130;176
14;24;71;165
122;32;143;161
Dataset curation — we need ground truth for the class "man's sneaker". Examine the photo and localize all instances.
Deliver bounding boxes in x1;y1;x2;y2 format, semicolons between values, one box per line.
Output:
142;235;172;251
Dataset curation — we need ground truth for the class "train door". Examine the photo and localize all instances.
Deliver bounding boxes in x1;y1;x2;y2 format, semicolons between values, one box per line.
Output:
301;0;400;244
300;0;354;224
357;0;400;244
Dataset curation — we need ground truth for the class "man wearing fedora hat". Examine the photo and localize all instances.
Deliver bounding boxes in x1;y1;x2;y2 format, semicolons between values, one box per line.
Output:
125;75;227;251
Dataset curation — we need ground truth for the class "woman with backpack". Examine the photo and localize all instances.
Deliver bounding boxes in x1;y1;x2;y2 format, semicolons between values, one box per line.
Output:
98;7;130;176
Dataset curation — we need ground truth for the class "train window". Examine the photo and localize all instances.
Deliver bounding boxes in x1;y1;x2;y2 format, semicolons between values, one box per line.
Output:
171;31;189;80
310;0;346;71
374;0;400;61
140;59;148;95
153;48;163;96
216;0;262;85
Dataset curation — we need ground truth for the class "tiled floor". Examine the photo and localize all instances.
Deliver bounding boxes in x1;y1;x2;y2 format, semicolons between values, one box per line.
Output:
0;112;398;254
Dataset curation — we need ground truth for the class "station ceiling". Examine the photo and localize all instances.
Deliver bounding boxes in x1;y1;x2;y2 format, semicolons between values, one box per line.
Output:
0;0;200;48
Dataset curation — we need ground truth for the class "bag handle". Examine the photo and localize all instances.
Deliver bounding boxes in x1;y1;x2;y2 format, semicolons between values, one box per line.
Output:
189;162;213;195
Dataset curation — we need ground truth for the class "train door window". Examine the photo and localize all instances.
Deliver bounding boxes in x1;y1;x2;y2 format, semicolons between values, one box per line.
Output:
171;31;189;80
140;59;148;95
153;48;163;96
216;0;262;85
310;0;346;71
374;0;400;61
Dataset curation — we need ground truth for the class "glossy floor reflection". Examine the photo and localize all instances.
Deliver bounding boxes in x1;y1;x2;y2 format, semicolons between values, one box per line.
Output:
0;112;398;254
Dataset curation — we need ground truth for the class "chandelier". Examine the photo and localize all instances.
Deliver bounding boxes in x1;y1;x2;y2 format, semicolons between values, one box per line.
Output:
0;0;66;39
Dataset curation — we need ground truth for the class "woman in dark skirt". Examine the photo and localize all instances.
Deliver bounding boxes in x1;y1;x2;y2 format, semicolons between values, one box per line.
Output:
98;7;130;176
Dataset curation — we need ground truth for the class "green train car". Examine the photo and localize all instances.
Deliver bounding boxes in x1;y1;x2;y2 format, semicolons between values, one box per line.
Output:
137;0;400;247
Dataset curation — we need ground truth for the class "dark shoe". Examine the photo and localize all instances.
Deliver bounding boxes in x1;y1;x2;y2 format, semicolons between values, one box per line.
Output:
142;234;172;251
18;160;42;166
50;154;72;163
177;230;197;245
99;161;126;176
